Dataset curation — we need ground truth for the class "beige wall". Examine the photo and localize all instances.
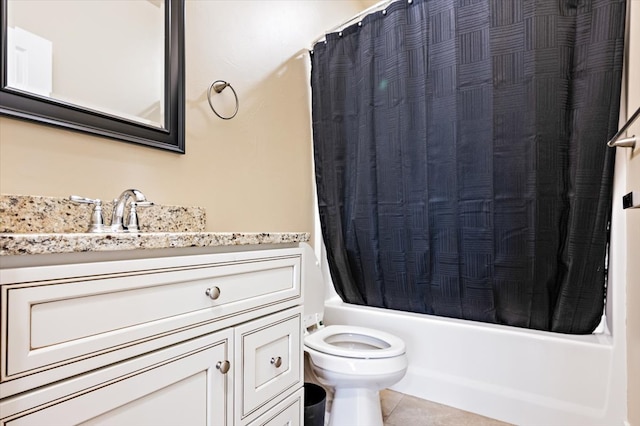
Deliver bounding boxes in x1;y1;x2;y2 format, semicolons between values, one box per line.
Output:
626;1;640;424
0;0;375;234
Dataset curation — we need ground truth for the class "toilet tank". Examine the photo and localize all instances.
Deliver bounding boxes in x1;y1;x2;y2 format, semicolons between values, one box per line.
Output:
300;243;326;329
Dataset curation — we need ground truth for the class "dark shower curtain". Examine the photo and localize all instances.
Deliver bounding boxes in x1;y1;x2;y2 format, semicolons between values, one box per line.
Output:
310;0;625;334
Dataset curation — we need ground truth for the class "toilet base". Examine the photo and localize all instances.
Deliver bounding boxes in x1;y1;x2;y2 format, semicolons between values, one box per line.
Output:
329;388;383;426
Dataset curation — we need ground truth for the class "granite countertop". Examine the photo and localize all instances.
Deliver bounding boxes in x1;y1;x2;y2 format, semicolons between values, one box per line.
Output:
0;231;310;256
0;195;309;256
0;232;309;256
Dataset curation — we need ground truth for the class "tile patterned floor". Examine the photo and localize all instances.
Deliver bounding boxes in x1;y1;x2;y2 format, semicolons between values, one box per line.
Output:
381;389;512;426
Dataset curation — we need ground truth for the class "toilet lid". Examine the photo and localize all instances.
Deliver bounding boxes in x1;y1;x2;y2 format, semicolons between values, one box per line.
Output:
304;325;405;359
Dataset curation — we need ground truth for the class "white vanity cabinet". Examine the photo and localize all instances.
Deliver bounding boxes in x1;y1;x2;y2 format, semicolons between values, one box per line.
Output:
0;246;305;426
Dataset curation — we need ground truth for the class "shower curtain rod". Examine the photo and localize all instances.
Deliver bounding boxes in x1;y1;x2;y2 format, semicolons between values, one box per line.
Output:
607;106;639;149
310;0;395;47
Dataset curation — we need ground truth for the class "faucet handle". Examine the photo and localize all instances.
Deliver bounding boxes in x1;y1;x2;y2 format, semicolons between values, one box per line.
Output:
69;195;105;233
125;201;154;233
70;195;99;205
126;202;140;233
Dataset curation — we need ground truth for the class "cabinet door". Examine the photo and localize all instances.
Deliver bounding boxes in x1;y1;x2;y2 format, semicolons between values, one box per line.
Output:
0;330;233;426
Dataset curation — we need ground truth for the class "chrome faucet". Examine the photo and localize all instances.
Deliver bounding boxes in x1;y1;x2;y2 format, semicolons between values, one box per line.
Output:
70;189;153;233
110;189;153;232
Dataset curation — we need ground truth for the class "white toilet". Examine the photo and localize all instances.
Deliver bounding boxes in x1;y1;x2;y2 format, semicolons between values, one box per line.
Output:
301;243;408;426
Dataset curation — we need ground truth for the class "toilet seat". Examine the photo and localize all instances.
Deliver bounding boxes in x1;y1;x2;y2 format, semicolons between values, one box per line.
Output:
304;325;405;359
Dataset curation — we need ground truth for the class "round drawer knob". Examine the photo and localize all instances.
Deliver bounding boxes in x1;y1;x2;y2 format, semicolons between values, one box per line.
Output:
216;360;230;374
270;356;282;368
205;286;221;300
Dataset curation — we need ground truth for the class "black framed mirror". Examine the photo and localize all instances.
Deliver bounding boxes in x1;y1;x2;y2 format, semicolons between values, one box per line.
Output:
0;0;185;153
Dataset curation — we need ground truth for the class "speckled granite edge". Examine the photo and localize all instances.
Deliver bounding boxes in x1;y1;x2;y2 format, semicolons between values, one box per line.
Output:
0;194;206;233
0;232;310;256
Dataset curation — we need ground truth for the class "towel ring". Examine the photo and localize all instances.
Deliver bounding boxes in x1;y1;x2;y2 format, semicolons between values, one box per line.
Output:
207;80;239;120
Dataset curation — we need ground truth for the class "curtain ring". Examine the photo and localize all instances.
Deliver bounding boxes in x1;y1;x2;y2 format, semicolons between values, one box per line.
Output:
207;80;239;120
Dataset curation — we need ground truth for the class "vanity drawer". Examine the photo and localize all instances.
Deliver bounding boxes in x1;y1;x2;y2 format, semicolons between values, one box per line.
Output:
235;307;303;425
247;387;303;426
1;252;301;381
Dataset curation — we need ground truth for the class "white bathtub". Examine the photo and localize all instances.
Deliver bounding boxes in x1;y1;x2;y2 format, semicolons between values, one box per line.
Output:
323;295;626;426
311;226;627;425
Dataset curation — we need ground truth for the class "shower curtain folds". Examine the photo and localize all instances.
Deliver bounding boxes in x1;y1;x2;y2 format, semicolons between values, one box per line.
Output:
310;0;626;334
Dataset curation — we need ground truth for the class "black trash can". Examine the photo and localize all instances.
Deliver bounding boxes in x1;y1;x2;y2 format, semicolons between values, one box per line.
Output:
304;383;326;426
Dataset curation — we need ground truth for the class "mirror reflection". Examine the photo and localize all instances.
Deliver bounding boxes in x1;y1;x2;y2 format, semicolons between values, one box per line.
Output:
6;0;165;128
